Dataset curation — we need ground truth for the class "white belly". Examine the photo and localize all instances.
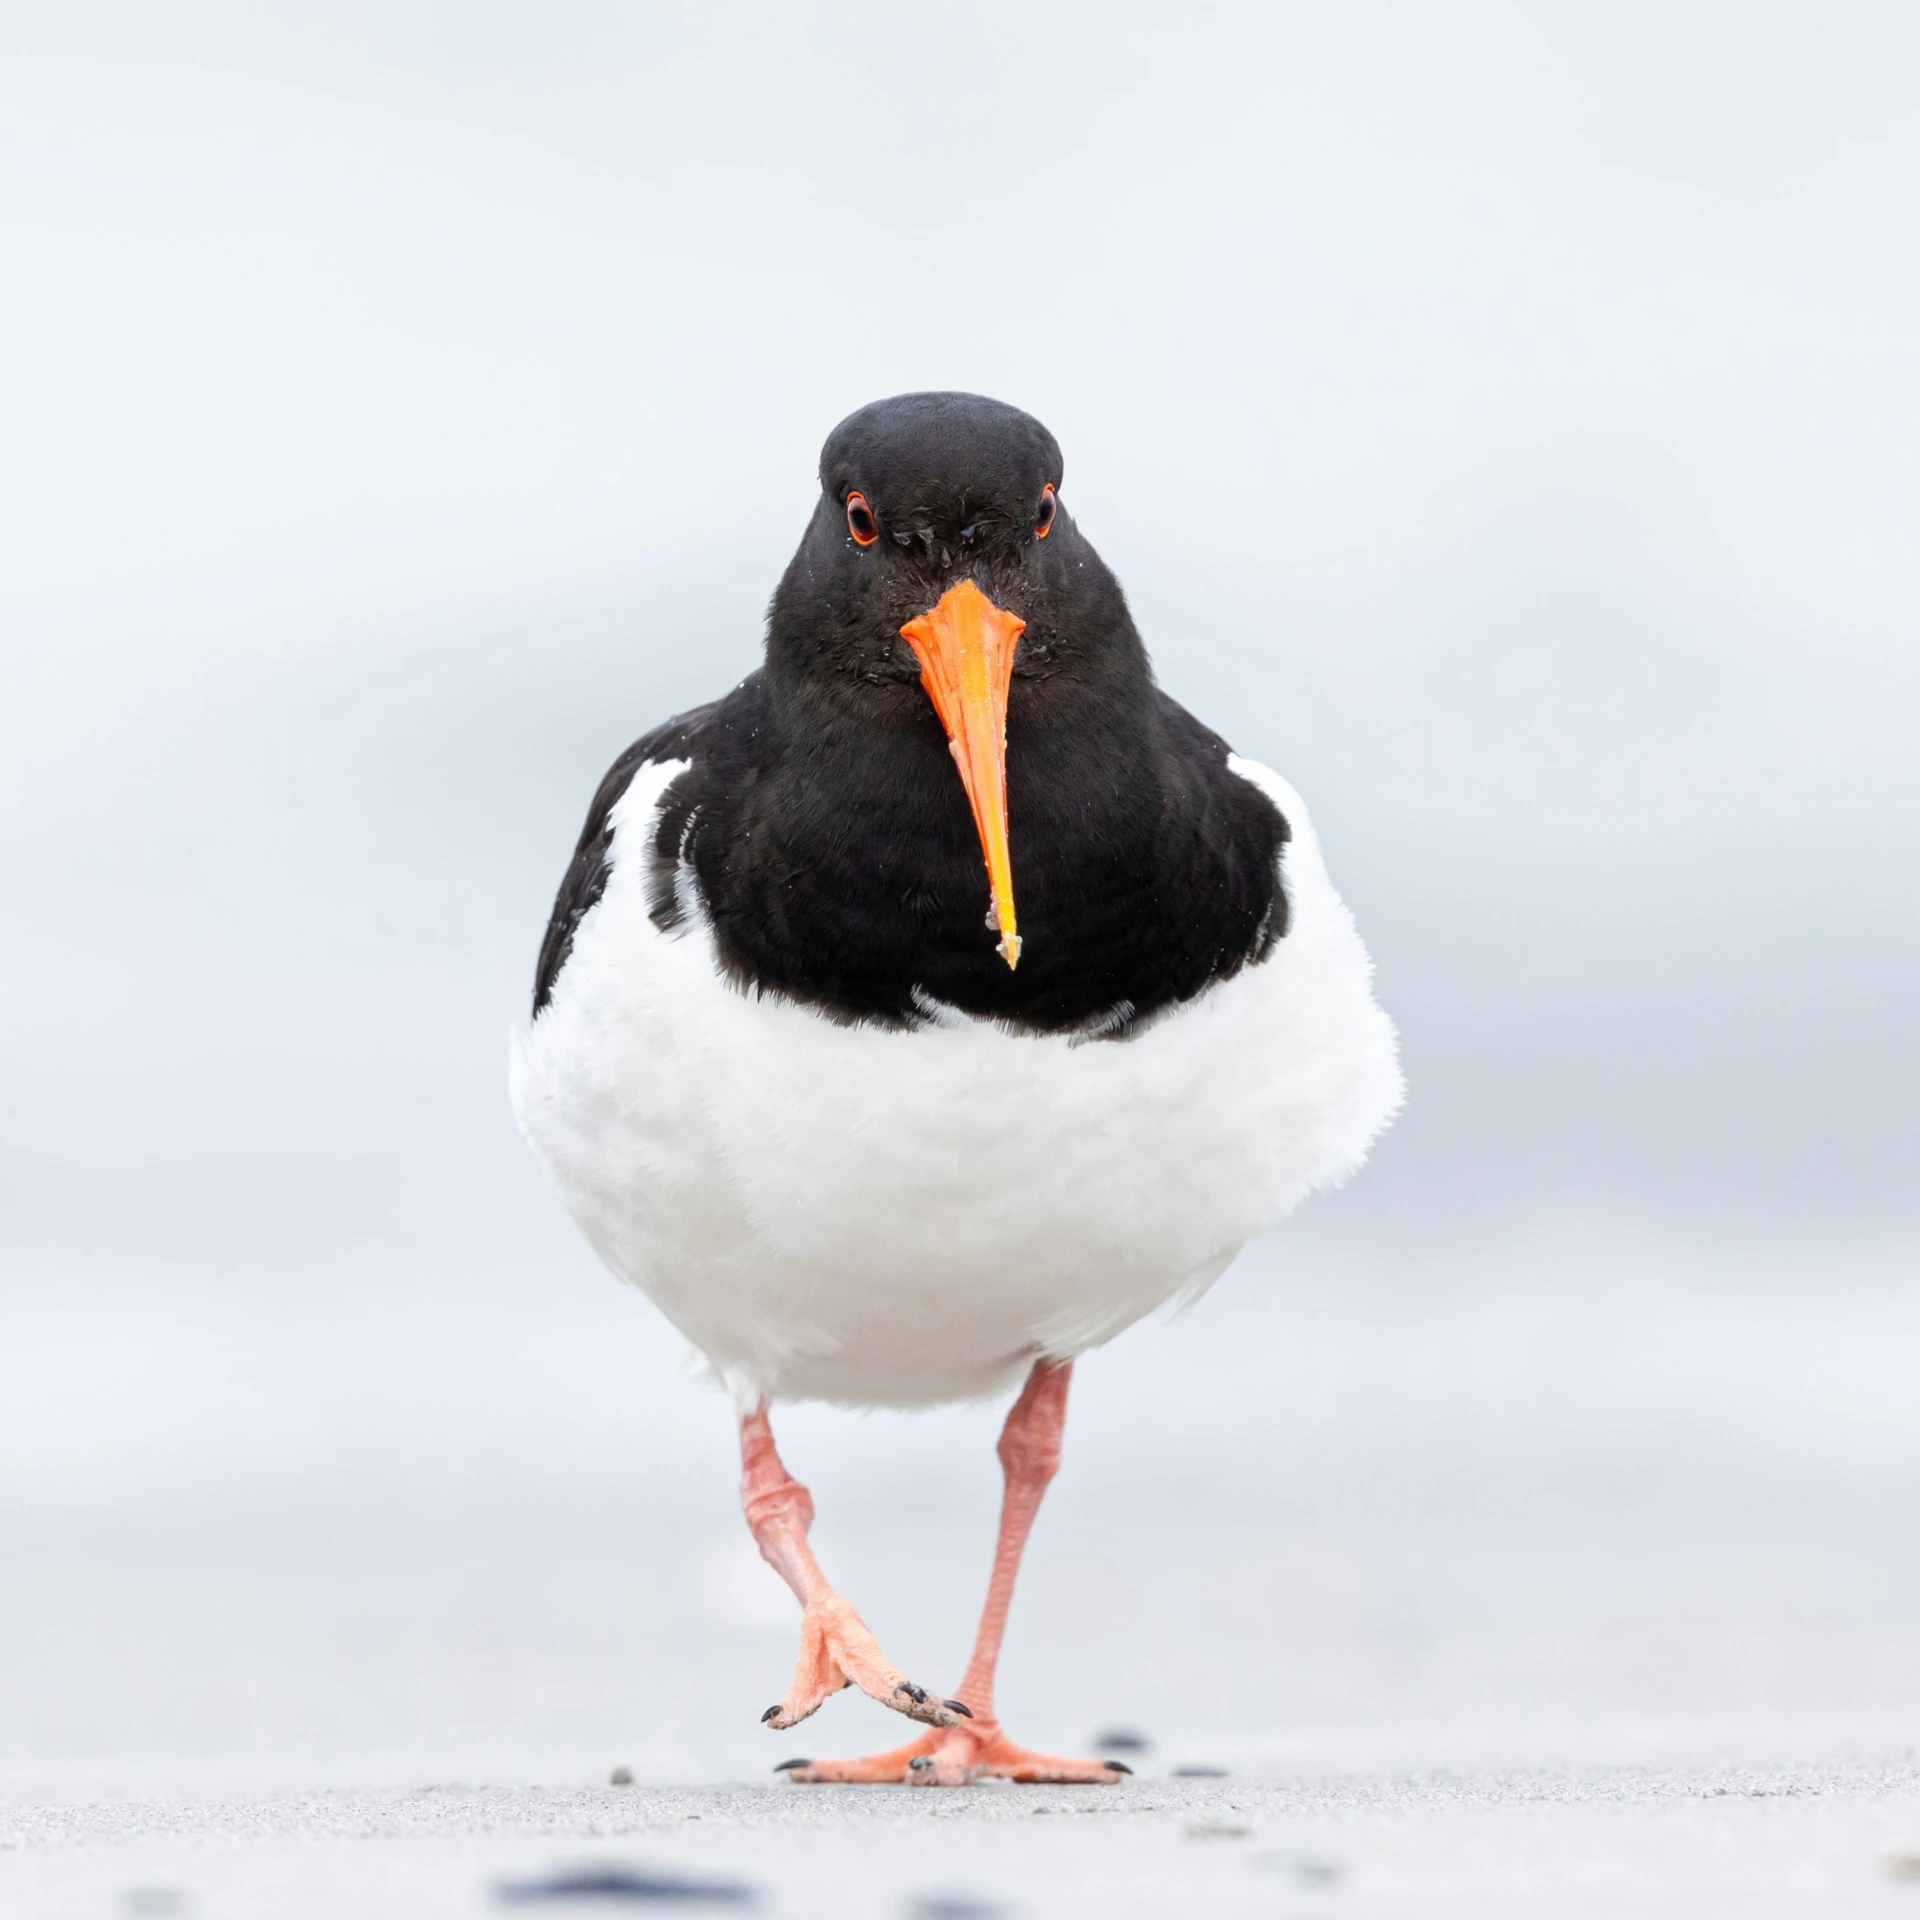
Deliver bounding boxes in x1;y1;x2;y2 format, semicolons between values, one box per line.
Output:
510;757;1401;1408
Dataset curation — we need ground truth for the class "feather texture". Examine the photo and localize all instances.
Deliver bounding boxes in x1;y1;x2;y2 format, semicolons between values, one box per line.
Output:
510;755;1402;1409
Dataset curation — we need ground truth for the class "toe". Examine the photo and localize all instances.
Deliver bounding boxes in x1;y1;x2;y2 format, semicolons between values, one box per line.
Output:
812;1603;955;1726
762;1676;837;1731
889;1680;960;1729
966;1732;1131;1784
776;1730;968;1786
783;1747;921;1784
761;1700;822;1732
990;1757;1129;1784
918;1731;983;1786
764;1595;956;1732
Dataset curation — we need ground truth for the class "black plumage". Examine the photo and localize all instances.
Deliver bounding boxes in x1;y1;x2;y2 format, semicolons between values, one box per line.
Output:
533;392;1288;1035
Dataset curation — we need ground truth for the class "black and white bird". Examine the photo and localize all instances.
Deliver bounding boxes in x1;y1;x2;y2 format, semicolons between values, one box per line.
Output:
511;393;1401;1785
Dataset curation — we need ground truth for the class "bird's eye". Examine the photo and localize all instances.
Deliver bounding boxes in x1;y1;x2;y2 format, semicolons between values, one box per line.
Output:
846;492;879;546
1034;486;1057;539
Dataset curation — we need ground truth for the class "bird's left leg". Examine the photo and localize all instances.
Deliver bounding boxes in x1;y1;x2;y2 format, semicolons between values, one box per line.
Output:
783;1359;1126;1785
740;1403;960;1734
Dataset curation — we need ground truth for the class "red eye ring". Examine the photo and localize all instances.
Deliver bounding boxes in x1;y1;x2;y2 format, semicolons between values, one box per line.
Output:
846;491;879;546
1034;485;1057;539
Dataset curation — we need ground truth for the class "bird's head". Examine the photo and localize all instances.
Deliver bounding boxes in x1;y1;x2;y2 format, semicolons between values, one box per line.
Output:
767;391;1142;973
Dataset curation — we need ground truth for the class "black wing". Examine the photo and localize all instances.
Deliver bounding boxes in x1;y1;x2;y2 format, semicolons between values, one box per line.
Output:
530;701;719;1015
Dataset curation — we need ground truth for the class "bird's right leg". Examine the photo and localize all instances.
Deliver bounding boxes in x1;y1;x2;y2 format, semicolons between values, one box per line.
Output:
779;1359;1123;1785
739;1403;960;1734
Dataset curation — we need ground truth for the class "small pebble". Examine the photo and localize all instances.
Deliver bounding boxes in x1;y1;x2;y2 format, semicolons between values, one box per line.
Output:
905;1895;1009;1919
1093;1726;1151;1754
1173;1765;1228;1778
609;1767;635;1787
1184;1822;1252;1841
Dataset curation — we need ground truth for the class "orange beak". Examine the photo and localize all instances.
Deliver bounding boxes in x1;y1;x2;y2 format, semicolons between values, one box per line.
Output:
899;579;1026;969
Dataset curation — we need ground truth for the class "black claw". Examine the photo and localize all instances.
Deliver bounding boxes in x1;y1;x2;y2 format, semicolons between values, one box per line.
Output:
773;1758;811;1772
761;1705;781;1724
907;1755;936;1771
899;1682;928;1704
944;1699;974;1718
1104;1760;1134;1775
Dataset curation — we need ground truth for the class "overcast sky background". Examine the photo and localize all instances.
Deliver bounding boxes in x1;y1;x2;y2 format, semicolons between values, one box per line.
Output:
3;6;1919;1780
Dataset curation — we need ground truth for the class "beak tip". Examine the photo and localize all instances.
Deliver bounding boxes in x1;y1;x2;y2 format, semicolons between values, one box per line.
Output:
998;933;1022;970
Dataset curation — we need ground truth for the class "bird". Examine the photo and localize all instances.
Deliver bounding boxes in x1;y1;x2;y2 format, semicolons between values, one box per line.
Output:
510;391;1402;1786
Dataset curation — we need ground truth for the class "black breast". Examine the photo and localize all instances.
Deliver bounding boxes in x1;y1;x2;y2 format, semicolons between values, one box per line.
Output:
532;674;1289;1038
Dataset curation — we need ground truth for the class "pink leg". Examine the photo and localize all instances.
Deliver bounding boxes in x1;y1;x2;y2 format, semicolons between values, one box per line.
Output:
785;1361;1126;1785
740;1404;959;1733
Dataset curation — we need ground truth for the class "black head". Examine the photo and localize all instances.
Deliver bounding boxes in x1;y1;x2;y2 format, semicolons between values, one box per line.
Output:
766;390;1144;705
822;390;1062;569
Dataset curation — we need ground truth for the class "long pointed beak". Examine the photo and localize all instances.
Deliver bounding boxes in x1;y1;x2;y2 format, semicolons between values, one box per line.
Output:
899;579;1026;969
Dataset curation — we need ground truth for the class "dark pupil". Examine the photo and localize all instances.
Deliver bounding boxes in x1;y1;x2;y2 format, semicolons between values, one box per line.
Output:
850;501;873;536
1036;494;1054;530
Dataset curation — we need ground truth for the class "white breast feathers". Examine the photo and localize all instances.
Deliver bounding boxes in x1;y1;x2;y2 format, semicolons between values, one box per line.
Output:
510;756;1403;1408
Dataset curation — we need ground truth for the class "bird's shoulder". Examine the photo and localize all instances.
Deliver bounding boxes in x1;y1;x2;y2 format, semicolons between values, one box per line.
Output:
1137;686;1295;987
1148;687;1290;841
530;678;762;1015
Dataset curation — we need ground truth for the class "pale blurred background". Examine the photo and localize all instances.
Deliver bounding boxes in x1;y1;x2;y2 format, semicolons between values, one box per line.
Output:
3;0;1918;1803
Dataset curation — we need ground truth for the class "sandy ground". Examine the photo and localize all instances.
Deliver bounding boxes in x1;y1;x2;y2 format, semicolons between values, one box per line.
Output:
7;1755;1920;1918
6;1512;1920;1919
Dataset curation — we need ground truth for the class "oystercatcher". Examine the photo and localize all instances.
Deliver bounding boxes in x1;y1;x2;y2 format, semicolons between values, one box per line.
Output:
511;392;1401;1785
